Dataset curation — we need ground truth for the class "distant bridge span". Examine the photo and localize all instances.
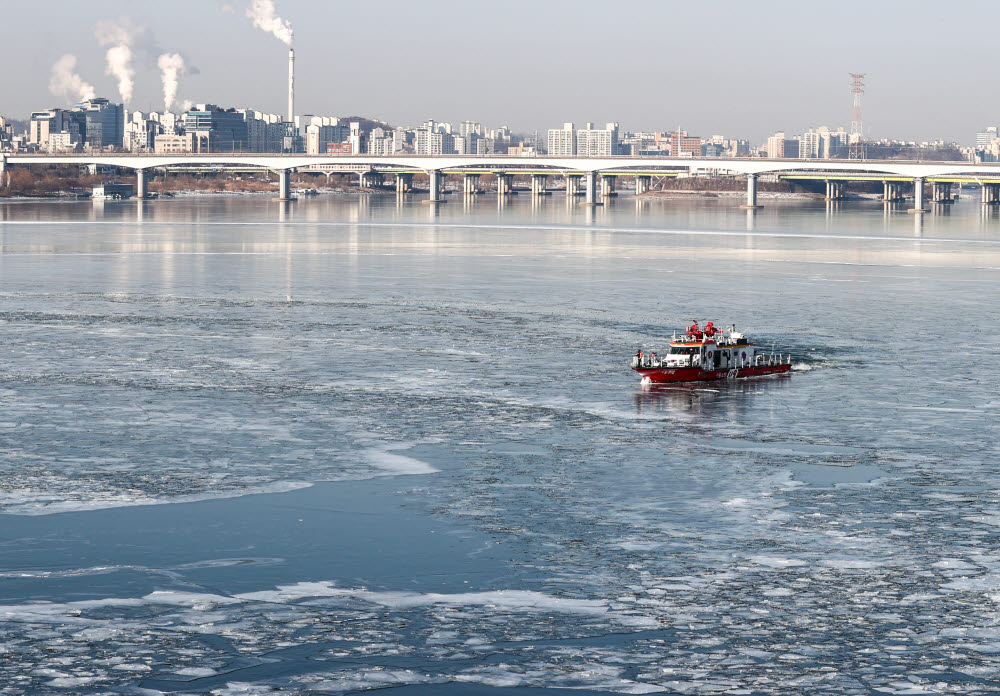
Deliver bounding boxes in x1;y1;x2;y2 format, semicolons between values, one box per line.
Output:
4;153;1000;209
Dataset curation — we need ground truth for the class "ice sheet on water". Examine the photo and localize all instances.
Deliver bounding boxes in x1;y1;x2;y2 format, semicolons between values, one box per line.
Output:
364;446;440;476
237;582;657;627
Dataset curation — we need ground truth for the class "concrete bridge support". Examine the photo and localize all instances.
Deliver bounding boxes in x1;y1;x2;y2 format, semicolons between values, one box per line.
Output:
741;173;761;210
564;174;582;197
463;173;481;195
982;183;1000;206
909;177;927;214
931;182;954;204
395;173;413;193
583;171;599;206
136;168;148;199
600;175;617;197
497;173;515;196
635;175;651;195
359;171;382;189
426;169;443;203
531;174;549;196
276;168;293;201
882;180;905;202
825;180;846;200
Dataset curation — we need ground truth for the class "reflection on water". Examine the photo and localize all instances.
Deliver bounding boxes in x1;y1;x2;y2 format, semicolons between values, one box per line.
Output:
632;374;792;418
2;192;998;271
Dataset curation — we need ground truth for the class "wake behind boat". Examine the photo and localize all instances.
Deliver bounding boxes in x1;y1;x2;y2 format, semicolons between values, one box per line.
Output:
631;321;791;384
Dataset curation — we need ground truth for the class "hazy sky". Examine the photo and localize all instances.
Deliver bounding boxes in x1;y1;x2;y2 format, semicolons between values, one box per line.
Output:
1;0;995;143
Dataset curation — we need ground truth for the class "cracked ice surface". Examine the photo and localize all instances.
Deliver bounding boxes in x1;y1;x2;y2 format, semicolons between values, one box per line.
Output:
1;198;999;693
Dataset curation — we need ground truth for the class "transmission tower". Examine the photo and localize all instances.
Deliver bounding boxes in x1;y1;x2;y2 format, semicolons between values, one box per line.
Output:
849;73;866;160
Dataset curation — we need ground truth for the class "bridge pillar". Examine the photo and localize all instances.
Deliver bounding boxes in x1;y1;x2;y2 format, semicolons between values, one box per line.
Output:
0;154;6;177
583;171;599;205
600;175;617;197
564;174;582;197
276;168;293;201
635;175;651;195
741;173;761;210
825;180;846;201
531;174;549;196
426;169;443;203
463;173;481;195
909;177;926;214
932;182;953;204
135;168;148;199
497;173;515;196
882;180;896;202
396;173;413;193
983;183;1000;206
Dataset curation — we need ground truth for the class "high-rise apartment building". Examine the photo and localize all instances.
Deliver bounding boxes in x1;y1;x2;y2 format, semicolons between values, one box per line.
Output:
977;127;998;149
460;121;482;138
799;130;820;159
766;132;789;158
576;122;620;157
415;128;455;155
547;123;575;156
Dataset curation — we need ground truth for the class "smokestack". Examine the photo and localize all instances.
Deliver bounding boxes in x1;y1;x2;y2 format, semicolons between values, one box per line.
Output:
287;47;294;123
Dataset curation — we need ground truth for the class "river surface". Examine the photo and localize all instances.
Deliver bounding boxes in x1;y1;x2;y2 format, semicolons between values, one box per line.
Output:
0;191;998;695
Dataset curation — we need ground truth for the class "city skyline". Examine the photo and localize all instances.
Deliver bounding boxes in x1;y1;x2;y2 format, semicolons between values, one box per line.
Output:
1;0;998;142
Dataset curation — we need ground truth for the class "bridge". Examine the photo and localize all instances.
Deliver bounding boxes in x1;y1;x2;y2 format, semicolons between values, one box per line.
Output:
6;153;1000;211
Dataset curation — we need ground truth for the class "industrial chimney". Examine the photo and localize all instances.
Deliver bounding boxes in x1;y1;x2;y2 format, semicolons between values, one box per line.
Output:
287;47;295;123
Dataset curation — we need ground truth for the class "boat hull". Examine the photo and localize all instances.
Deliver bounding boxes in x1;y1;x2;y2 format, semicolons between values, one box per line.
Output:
634;363;791;383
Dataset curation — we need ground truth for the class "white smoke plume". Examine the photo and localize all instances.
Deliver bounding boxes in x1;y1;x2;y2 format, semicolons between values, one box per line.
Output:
180;99;193;113
157;53;185;112
246;0;293;45
49;55;96;103
94;18;139;103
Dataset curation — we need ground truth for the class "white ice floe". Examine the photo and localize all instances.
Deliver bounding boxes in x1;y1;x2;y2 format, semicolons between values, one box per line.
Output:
236;582;657;627
363;445;440;476
143;590;244;608
45;676;99;688
1;480;313;516
0;597;144;622
748;556;809;569
174;667;219;677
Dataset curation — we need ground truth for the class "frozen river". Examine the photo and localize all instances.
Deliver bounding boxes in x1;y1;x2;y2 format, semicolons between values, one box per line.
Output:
0;192;998;695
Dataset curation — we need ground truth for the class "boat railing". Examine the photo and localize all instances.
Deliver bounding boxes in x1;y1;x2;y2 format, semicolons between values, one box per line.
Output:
632;355;696;369
633;352;789;370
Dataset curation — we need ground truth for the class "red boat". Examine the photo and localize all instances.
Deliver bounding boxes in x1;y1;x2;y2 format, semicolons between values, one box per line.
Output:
631;322;791;384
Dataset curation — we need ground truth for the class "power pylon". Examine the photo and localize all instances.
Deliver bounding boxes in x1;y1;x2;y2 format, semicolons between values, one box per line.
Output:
849;73;866;160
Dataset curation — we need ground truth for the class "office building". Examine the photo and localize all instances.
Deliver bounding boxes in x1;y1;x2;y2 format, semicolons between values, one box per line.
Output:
670;131;701;157
77;99;125;150
182;105;248;152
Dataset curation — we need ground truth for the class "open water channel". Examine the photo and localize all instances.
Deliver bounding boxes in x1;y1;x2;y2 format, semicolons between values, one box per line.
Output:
0;191;998;695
